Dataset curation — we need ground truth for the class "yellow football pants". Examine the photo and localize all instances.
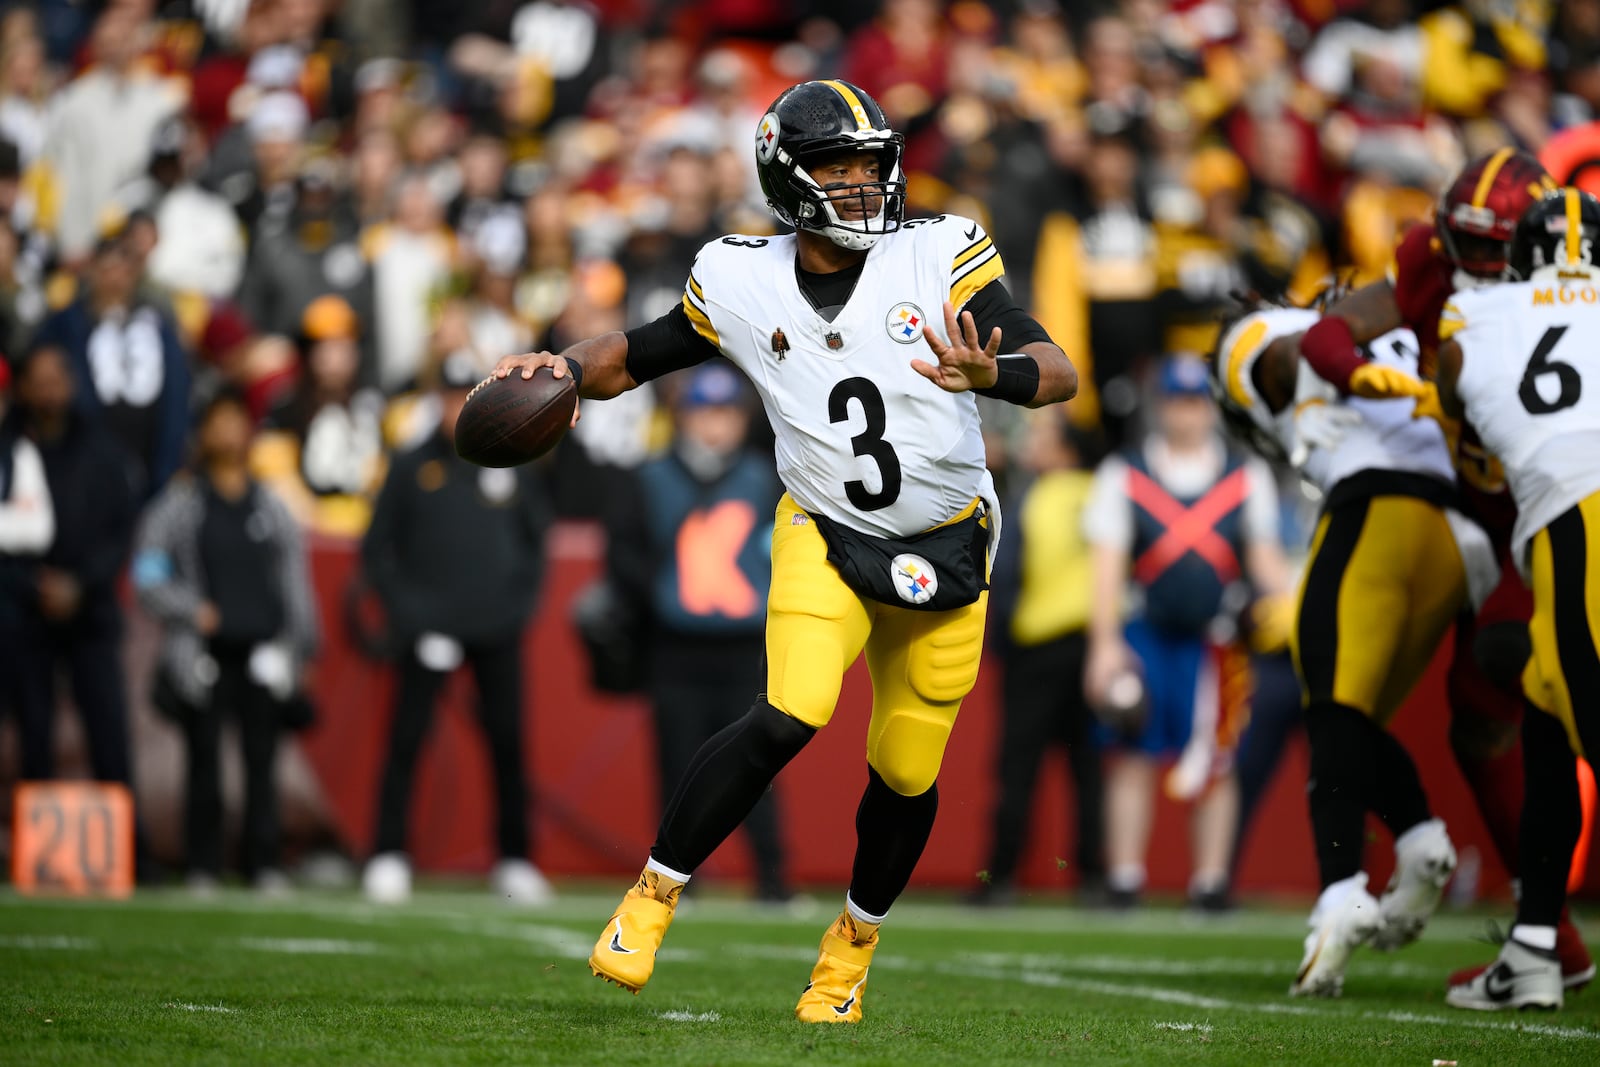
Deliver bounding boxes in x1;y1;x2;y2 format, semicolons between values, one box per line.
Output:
1291;494;1467;724
765;493;988;796
1523;490;1600;758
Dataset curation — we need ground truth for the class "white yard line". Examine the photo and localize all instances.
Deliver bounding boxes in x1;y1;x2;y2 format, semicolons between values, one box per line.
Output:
657;1010;721;1022
0;935;96;950
16;890;1590;1042
1153;1021;1214;1033
950;950;1440;980
426;921;1599;1042
48;888;1581;953
945;964;1600;1041
164;1002;237;1014
236;937;380;955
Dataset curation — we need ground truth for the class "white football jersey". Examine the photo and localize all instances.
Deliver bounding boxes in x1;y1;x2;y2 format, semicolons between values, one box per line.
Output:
680;214;1006;539
1217;309;1455;494
1445;279;1600;571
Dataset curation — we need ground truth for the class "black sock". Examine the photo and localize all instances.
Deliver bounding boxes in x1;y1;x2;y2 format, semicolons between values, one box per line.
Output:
652;701;815;874
1305;701;1377;887
1369;726;1432;837
847;767;939;917
1517;703;1581;930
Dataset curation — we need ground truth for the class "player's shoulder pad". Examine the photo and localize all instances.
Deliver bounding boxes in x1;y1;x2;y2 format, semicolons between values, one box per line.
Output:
1438;295;1468;342
690;233;781;288
1439;282;1526;343
683;233;783;338
934;213;1005;309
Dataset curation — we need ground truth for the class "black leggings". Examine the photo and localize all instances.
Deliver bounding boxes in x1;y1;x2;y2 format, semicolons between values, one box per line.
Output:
185;647;281;877
373;636;530;859
983;634;1104;884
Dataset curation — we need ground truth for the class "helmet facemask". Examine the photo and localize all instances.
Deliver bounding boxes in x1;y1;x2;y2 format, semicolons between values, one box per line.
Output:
773;140;906;251
1438;202;1514;282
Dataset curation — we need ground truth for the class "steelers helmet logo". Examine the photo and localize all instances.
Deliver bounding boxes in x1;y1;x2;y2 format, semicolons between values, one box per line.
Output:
885;301;925;344
755;112;782;164
890;553;938;605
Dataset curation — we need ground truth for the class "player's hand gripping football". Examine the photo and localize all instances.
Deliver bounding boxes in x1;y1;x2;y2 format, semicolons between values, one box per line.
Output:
491;350;581;426
911;301;1001;393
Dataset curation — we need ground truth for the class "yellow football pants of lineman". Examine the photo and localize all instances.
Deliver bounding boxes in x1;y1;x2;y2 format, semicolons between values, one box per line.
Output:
1290;494;1467;725
1523;490;1600;759
764;493;988;796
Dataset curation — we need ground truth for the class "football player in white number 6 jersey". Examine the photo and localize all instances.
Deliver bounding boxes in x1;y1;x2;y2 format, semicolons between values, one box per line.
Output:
492;80;1077;1023
1435;188;1600;1012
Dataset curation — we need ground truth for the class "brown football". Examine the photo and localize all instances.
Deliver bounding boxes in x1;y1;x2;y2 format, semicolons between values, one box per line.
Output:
454;367;577;467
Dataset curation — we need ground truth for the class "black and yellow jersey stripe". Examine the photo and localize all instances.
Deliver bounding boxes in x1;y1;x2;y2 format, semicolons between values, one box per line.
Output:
681;271;720;347
950;230;1004;309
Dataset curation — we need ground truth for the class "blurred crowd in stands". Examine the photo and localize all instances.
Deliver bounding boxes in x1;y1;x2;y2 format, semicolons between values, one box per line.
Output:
1;0;1597;896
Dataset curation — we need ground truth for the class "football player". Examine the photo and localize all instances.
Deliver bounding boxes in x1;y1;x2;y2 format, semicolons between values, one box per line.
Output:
1434;188;1600;1011
1211;294;1495;997
492;80;1077;1022
1297;148;1594;990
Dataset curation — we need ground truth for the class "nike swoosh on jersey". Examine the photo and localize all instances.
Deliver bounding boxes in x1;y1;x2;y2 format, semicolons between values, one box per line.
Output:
964;224;978;240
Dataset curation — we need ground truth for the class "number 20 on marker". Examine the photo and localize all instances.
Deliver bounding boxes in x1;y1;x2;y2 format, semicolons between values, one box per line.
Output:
12;782;135;898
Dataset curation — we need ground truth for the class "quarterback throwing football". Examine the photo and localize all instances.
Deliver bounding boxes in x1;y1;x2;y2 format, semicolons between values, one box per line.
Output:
493;79;1077;1022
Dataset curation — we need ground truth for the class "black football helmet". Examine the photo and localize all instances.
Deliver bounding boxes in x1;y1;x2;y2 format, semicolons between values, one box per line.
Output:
1507;186;1600;282
755;80;906;250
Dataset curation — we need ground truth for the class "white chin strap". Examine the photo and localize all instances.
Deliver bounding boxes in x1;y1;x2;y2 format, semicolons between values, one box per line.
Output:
812;195;890;251
793;164;900;251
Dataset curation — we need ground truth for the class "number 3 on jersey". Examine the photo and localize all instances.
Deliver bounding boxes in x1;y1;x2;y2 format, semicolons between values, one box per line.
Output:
829;377;902;511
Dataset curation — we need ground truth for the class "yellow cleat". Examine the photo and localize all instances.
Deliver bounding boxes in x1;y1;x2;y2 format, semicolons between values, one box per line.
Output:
588;871;682;994
795;911;877;1024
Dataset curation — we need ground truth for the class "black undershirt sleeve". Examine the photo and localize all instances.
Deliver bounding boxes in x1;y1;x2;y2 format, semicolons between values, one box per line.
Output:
622;303;722;384
961;278;1053;350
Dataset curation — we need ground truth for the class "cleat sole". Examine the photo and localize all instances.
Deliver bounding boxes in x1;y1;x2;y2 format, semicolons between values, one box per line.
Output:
589;964;642;995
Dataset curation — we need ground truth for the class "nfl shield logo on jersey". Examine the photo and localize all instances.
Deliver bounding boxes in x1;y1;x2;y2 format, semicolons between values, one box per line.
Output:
890;553;938;605
886;302;925;344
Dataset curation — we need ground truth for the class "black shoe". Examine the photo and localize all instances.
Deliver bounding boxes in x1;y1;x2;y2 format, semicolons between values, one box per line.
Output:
1105;886;1141;910
1074;877;1111;909
1188;887;1234;914
966;879;1018;908
756;879;794;905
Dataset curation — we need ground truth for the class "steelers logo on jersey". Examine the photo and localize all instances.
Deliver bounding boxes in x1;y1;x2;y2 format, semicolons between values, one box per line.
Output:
891;553;938;604
886;302;926;344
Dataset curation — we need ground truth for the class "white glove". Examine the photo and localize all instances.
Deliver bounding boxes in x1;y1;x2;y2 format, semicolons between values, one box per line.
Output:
416;632;465;672
1294;403;1365;454
248;642;296;700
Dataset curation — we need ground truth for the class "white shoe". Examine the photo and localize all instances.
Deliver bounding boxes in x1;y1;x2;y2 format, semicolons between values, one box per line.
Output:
1290;874;1382;997
186;871;221;898
1446;937;1563;1011
1373;818;1456;950
254;868;293;898
491;859;555;906
363;852;412;904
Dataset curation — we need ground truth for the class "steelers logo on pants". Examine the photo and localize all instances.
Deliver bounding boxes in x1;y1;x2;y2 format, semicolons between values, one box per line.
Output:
891;554;938;605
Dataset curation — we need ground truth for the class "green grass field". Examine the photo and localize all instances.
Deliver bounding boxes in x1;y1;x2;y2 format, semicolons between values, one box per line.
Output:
1;888;1597;1066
